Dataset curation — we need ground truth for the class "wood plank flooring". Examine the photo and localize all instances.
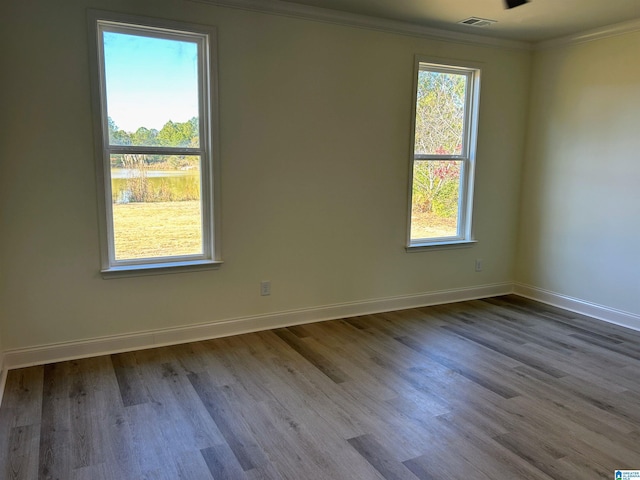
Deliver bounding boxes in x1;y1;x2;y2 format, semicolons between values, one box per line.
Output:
2;295;640;479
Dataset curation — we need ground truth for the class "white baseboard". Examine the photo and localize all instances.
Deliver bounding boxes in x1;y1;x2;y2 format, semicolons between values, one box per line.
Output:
3;282;637;379
513;283;640;332
3;283;511;371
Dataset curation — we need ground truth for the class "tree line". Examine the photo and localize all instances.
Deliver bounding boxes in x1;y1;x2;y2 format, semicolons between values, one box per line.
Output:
109;116;199;148
108;117;201;203
108;117;200;170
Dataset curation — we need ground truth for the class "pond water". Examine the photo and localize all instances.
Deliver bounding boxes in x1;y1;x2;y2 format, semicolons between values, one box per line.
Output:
111;169;200;203
111;169;198;179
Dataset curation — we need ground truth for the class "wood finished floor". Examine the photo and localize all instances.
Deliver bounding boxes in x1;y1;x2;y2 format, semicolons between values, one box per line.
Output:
2;295;640;479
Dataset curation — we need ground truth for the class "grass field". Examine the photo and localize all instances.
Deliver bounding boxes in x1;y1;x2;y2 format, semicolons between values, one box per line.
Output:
112;201;202;260
112;201;455;259
410;210;458;239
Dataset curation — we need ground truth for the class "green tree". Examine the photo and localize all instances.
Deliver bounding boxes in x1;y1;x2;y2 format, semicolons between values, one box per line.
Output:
107;117;130;168
107;117;132;147
131;127;159;146
157;120;180;147
157;118;199;148
108;117;200;170
186;117;199;148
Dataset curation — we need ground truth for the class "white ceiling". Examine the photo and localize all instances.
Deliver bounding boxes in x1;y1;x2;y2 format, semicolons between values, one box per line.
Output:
274;0;640;42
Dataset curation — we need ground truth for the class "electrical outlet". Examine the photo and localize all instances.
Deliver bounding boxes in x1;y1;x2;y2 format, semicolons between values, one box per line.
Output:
260;281;271;296
475;259;483;272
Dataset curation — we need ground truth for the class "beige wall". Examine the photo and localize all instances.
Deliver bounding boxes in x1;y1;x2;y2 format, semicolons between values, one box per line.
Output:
516;32;640;315
0;0;530;351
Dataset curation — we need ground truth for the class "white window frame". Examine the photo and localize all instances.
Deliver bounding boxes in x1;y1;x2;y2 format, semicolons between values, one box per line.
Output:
87;10;222;277
407;57;481;251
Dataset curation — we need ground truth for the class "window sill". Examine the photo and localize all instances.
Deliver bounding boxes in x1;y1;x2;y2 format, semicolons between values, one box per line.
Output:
101;259;223;279
406;239;477;252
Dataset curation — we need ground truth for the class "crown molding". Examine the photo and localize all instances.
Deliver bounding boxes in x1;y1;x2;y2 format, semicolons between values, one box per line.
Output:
188;0;532;51
535;17;640;50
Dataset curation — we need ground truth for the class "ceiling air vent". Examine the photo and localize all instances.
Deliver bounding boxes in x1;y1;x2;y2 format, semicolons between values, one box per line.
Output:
458;17;496;28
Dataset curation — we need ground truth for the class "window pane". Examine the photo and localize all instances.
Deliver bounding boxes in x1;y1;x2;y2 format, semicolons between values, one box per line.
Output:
111;154;202;260
414;70;467;156
103;32;200;148
411;160;461;240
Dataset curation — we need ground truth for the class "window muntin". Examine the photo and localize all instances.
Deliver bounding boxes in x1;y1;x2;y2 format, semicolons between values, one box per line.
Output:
409;60;480;247
90;12;220;274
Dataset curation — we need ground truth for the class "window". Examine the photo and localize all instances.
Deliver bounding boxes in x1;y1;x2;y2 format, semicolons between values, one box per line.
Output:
408;58;480;248
88;11;221;276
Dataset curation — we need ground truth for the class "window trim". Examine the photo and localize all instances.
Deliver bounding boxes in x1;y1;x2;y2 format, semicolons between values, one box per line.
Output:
87;10;222;277
406;56;481;250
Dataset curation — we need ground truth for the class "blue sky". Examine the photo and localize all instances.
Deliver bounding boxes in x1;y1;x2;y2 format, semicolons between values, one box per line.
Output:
103;31;199;132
